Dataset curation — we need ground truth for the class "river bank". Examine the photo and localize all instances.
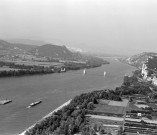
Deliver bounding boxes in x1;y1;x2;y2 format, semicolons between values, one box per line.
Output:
0;59;136;134
19;99;72;135
0;61;109;78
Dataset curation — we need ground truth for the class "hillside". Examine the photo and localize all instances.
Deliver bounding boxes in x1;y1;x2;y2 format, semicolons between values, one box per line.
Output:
118;52;157;86
28;44;82;60
0;40;36;51
0;40;13;50
119;52;157;68
0;40;82;60
141;55;157;85
4;38;47;46
145;55;157;72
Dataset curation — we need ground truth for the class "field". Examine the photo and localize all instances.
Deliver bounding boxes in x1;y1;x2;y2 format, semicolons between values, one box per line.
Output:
0;67;19;71
86;116;123;127
99;99;129;107
86;97;157;134
4;60;64;67
15;61;63;67
85;99;129;134
94;99;129;114
135;104;149;108
86;115;124;121
126;103;142;112
94;104;126;114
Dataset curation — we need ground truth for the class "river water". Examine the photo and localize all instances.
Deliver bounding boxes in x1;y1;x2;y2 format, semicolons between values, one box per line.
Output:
0;58;136;135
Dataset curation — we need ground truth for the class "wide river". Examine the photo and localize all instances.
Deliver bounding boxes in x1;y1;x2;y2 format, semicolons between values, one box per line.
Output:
0;58;136;135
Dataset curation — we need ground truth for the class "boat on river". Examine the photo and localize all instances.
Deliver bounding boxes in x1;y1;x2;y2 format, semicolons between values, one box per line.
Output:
83;69;86;75
27;101;42;108
104;71;106;77
0;99;12;105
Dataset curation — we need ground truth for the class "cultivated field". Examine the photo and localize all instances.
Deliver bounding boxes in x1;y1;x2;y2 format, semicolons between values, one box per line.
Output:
86;115;124;121
94;104;125;114
99;99;129;107
85;99;128;134
94;99;129;114
4;60;64;67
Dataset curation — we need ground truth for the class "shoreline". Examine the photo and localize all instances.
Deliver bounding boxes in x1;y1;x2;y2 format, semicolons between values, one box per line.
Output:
0;65;102;78
19;99;72;135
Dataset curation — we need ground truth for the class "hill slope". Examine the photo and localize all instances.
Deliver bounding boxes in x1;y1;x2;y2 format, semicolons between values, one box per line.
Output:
4;38;47;46
141;55;157;85
0;40;36;51
120;52;157;68
121;52;157;86
28;44;82;59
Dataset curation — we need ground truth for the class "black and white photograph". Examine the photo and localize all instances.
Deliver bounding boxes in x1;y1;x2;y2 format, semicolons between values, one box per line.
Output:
1;0;157;135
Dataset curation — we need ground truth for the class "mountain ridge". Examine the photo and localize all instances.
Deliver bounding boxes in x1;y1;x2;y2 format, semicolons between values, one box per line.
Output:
28;44;82;59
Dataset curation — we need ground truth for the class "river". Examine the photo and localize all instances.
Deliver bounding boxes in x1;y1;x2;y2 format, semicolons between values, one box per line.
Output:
0;58;136;135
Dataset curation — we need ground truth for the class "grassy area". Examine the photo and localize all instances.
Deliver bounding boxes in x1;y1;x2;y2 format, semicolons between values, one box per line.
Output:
127;103;142;112
14;60;63;67
94;104;126;114
86;115;124;121
84;99;127;134
86;116;123;126
0;67;19;71
98;99;129;107
108;99;129;107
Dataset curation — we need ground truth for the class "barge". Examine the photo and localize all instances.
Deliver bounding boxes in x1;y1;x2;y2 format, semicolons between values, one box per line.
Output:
27;101;42;108
0;100;12;105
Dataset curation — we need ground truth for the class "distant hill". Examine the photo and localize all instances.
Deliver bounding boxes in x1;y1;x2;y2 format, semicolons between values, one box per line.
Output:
0;40;36;51
119;52;157;68
4;38;47;46
28;44;82;59
0;40;13;50
119;52;157;85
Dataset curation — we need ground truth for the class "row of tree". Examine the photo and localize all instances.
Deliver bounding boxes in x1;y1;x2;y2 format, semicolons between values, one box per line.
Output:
0;69;54;77
0;57;109;77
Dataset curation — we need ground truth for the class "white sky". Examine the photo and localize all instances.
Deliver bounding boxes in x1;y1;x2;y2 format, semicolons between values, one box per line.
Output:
0;0;157;55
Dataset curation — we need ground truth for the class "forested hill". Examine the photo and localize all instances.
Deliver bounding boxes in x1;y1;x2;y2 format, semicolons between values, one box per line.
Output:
28;44;82;59
0;39;82;60
0;39;108;65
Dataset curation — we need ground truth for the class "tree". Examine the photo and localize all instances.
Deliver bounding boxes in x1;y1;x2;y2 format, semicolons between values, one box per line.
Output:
90;129;97;135
87;102;94;110
93;124;98;132
117;126;124;135
75;115;83;127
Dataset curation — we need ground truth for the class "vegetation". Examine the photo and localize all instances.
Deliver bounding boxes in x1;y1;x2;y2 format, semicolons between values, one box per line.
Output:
64;56;109;71
0;69;54;77
25;90;121;135
0;56;109;77
24;68;157;135
0;61;56;77
115;70;152;96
